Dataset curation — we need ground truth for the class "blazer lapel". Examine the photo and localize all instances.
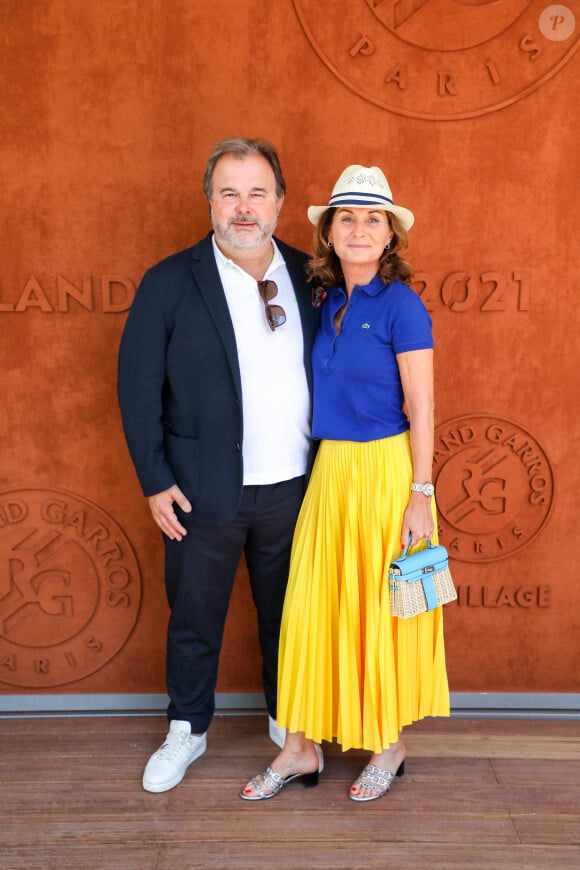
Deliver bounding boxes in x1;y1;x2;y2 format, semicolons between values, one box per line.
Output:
189;233;243;400
189;233;317;403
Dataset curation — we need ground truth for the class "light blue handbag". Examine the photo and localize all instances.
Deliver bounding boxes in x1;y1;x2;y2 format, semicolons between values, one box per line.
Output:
388;537;457;619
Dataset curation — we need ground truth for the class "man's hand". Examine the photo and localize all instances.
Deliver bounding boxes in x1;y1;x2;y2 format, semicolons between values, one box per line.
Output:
148;485;192;541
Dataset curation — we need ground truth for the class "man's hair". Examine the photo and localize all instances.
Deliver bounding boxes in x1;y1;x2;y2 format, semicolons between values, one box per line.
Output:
203;137;287;199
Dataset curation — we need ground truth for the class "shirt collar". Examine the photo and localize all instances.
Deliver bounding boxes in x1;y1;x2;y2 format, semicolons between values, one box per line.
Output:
331;272;386;299
212;235;284;279
356;273;386;296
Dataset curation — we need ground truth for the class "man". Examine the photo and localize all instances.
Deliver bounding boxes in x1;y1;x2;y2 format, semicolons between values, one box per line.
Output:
117;138;319;793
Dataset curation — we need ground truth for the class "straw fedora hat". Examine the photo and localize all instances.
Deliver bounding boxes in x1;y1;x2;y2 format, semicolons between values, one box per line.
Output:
307;165;414;231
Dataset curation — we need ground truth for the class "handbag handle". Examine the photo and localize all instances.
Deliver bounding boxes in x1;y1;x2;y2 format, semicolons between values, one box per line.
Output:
401;534;433;557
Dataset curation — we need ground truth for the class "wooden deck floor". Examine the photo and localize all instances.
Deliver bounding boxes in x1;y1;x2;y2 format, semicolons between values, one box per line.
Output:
0;714;578;869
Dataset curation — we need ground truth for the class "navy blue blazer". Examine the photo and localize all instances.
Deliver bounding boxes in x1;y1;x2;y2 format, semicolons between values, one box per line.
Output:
117;232;320;525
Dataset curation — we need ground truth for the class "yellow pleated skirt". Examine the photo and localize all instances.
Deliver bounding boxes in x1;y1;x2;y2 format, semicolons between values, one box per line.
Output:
277;433;450;754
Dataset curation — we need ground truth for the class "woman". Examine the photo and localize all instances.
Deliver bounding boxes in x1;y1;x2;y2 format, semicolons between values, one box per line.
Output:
240;165;450;803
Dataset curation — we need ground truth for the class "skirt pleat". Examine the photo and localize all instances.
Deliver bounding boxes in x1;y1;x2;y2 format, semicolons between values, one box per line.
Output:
277;433;450;753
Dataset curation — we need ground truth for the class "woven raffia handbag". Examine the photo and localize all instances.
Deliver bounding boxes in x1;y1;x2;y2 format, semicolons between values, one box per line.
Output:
388;537;457;619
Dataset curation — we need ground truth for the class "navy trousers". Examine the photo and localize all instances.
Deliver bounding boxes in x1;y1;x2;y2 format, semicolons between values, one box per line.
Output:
163;476;306;733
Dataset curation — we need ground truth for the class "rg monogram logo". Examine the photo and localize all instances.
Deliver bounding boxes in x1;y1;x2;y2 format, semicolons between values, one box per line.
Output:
367;0;528;51
433;415;554;561
0;488;141;688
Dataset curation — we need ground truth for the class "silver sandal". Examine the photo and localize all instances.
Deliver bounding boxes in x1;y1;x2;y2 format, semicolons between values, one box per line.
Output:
349;760;405;803
240;745;324;801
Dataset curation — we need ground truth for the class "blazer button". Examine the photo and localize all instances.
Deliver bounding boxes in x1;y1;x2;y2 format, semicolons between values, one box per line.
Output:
234;442;241;451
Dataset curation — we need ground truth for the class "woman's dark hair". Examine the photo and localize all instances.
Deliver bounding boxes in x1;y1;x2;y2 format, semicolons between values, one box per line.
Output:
308;208;413;288
203;137;286;199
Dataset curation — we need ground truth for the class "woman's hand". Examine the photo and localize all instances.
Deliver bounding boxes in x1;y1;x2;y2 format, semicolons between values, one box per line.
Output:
400;492;435;549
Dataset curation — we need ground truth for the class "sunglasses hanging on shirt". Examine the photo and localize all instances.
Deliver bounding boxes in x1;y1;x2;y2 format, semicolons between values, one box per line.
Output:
257;280;286;331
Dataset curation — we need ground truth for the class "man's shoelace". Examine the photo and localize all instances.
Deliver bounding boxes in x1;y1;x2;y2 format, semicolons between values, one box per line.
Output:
155;733;191;759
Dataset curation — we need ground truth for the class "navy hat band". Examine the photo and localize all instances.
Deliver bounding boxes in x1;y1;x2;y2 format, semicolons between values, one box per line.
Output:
329;191;394;207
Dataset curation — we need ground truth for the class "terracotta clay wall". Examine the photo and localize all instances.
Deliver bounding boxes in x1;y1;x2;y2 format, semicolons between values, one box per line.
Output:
1;0;578;702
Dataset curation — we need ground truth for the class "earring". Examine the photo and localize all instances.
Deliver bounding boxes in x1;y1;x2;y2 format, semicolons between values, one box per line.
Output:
327;240;333;248
384;241;391;251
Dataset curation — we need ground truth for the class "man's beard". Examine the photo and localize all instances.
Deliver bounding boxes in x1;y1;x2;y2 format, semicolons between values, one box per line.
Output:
212;213;278;251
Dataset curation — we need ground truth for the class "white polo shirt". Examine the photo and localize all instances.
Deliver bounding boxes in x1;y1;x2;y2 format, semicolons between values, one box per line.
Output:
213;236;311;485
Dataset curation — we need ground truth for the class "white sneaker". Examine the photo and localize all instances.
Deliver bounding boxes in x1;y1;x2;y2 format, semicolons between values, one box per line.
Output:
142;720;207;793
268;715;287;749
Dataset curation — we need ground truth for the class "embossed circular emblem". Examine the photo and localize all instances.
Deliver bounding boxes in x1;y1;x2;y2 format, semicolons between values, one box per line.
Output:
433;415;554;561
293;0;578;119
0;488;141;687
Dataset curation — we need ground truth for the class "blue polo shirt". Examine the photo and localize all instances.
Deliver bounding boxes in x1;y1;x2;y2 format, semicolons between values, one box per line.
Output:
311;274;433;441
